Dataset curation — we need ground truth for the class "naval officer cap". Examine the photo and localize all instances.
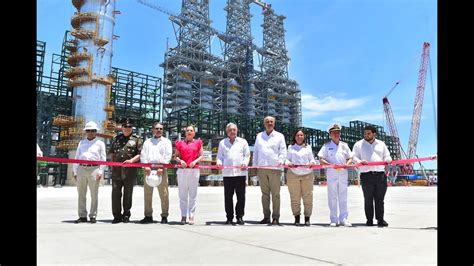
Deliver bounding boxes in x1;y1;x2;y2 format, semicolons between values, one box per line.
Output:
328;123;342;133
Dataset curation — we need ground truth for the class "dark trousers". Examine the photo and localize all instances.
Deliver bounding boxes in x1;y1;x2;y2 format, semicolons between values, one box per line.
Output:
112;177;136;219
360;172;388;222
223;176;246;220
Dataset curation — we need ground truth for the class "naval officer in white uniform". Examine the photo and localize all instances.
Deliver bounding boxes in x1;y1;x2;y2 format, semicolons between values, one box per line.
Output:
318;123;353;227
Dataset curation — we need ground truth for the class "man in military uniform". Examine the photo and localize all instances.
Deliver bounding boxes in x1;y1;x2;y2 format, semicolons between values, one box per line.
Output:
109;118;143;223
318;123;353;227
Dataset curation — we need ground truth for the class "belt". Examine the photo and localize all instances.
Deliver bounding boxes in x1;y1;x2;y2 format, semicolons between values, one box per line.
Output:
361;171;384;174
80;164;96;167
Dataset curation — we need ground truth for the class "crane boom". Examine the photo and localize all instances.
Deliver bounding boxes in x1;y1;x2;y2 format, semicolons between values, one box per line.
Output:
383;82;403;160
383;82;412;174
407;42;430;159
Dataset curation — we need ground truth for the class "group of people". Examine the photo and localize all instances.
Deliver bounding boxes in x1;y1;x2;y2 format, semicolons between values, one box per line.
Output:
71;116;393;228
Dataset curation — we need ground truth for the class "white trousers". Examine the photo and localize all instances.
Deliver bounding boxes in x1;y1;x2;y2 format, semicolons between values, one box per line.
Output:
327;169;349;223
177;169;200;217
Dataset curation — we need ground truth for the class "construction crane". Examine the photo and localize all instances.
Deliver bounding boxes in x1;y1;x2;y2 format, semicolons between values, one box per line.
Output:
407;42;430;160
252;0;272;11
383;42;431;176
383;81;412;175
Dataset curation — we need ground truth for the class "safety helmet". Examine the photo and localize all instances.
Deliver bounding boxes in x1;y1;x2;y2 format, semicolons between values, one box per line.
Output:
146;170;162;187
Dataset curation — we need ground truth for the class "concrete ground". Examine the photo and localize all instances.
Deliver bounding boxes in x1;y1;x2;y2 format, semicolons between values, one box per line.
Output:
37;185;437;265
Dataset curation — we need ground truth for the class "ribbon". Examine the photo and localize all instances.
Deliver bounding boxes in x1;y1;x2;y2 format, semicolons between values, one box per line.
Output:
37;155;437;170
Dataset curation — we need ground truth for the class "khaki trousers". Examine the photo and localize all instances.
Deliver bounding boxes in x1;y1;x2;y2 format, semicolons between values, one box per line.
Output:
76;165;100;218
143;170;169;217
257;169;282;219
286;171;314;217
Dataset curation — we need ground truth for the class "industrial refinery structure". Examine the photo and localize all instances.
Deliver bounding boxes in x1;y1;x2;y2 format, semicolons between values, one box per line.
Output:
37;0;401;184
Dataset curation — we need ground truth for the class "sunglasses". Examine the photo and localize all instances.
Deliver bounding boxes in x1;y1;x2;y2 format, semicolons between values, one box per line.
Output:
122;125;133;128
85;130;97;133
154;127;163;130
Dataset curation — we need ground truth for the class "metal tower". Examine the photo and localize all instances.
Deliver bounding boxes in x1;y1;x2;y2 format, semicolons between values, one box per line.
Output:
222;0;256;116
68;0;117;138
259;8;301;125
161;0;224;122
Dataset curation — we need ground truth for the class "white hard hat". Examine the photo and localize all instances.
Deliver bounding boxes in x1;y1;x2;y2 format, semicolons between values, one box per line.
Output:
83;121;99;131
146;170;162;187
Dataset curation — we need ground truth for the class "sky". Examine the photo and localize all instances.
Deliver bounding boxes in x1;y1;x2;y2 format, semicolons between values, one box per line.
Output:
37;0;437;169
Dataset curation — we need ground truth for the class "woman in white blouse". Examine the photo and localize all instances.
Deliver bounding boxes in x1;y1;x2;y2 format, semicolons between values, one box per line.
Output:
285;129;317;226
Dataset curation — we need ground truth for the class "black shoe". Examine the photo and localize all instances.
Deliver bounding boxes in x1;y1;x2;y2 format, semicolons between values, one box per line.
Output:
366;220;374;226
90;217;96;223
304;216;310;226
259;218;271;224
139;216;153;224
74;217;87;223
225;219;233;225
112;217;122;224
294;215;300;226
236;218;244;225
271;218;280;225
161;216;168;224
377;220;388;227
122;216;130;223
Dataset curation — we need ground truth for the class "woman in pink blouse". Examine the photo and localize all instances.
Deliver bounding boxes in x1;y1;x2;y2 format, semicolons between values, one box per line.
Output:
175;125;203;225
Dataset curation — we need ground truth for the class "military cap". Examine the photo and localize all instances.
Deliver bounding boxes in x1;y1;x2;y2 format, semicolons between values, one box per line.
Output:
120;117;134;127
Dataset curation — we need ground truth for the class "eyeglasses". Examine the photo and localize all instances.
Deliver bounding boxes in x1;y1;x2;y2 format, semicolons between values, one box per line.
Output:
85;130;97;133
122;125;132;128
154;127;163;130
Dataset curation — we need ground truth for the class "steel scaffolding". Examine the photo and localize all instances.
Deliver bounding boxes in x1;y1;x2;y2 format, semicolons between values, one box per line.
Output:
222;0;257;117
36;41;46;89
161;0;225;119
109;67;162;128
37;31;162;148
258;8;301;126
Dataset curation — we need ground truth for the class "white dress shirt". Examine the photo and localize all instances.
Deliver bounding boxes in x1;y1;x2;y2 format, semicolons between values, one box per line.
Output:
286;144;316;175
318;140;353;175
37;144;43;157
216;137;251;177
352;139;392;173
252;130;287;170
140;136;172;164
73;137;107;175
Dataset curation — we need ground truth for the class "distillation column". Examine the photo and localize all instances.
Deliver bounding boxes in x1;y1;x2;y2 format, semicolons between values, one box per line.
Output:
64;0;117;185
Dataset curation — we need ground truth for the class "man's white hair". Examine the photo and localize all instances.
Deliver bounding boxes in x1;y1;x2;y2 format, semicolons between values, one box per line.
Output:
264;116;275;122
226;122;238;130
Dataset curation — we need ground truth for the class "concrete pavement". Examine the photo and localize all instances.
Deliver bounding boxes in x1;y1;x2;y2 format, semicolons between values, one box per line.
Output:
37;185;437;265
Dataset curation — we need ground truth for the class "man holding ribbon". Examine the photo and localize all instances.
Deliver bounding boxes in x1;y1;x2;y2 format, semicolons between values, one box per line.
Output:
139;121;172;224
72;121;106;224
216;122;250;225
352;125;392;227
318;123;353;227
109;118;143;224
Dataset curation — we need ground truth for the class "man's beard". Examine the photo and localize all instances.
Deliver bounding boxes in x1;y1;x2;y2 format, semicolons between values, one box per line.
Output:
364;136;374;142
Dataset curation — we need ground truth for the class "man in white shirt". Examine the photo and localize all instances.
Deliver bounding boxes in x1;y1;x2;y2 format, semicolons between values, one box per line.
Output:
352;125;392;227
139;122;172;224
72;121;107;224
318;123;353;227
252;116;287;225
216;123;250;225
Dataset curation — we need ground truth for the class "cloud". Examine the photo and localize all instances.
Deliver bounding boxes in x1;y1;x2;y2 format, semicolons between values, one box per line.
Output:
301;93;367;118
286;34;303;51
